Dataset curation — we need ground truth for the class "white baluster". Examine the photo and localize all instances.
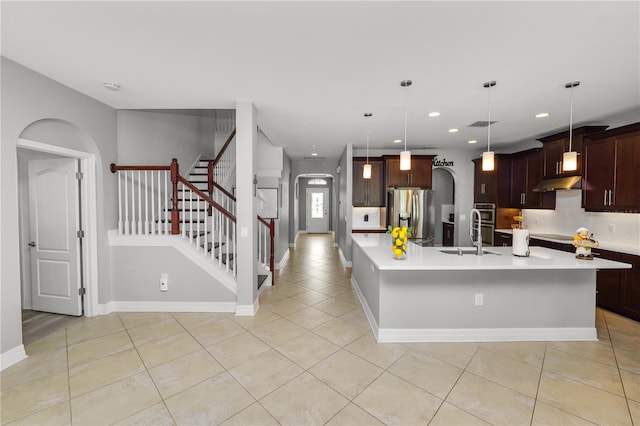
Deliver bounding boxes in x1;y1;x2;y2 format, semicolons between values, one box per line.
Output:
144;171;149;234
124;170;129;234
138;170;143;234
117;171;123;234
164;170;169;235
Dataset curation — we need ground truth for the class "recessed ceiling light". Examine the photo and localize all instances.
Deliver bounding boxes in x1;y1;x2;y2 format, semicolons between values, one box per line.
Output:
428;112;441;117
311;152;318;156
104;82;120;91
535;112;550;118
468;140;478;144
393;139;402;144
448;128;459;133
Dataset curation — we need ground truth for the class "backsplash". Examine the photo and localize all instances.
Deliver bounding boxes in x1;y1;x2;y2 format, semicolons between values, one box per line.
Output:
352;207;385;229
523;190;640;250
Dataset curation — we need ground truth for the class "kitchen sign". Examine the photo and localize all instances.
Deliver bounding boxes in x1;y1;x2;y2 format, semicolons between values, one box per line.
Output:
433;157;454;167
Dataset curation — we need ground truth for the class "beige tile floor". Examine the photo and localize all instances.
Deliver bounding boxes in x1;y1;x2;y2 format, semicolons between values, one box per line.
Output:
2;234;639;425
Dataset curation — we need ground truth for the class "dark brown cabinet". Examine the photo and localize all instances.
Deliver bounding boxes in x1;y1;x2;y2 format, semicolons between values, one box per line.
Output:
494;231;512;247
509;149;555;209
583;123;640;212
473;155;511;205
538;126;607;178
620;253;640;321
443;222;454;247
385;155;434;188
352;158;384;207
589;248;640;322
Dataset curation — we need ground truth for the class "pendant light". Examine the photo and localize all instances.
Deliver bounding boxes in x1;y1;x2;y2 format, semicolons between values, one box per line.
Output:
482;81;496;171
363;112;373;179
400;80;412;171
562;81;580;172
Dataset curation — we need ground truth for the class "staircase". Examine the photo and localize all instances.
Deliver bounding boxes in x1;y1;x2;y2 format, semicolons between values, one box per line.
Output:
109;128;275;298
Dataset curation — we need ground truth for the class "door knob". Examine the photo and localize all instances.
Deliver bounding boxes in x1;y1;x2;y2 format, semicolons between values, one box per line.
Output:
28;242;36;247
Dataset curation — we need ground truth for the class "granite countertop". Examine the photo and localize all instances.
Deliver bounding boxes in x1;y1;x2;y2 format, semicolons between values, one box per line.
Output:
352;233;632;271
495;229;640;256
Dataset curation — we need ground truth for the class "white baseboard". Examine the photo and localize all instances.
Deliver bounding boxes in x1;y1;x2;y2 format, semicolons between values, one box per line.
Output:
276;249;289;270
376;327;598;343
1;345;27;371
236;298;259;316
106;301;236;313
338;248;352;267
351;276;380;337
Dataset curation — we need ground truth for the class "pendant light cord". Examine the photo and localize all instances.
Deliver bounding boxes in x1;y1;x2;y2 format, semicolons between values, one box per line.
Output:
568;84;574;152
487;84;492;152
366;127;369;163
404;85;408;151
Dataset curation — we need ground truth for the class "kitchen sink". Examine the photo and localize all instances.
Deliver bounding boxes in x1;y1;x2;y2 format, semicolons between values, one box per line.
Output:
439;248;500;255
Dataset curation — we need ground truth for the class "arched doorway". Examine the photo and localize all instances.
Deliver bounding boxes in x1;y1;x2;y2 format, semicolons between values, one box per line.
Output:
432;168;455;246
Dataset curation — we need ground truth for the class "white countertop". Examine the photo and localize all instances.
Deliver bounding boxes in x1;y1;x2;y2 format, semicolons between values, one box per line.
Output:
351;233;632;271
495;229;640;256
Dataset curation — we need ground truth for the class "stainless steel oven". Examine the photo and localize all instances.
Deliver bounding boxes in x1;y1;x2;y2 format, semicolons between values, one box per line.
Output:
480;224;495;246
474;203;496;246
473;203;495;224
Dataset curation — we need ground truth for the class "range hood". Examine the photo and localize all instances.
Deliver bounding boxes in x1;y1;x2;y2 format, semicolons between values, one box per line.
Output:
532;176;582;192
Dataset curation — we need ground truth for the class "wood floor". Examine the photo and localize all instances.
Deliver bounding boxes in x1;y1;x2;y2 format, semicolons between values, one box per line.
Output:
21;309;82;347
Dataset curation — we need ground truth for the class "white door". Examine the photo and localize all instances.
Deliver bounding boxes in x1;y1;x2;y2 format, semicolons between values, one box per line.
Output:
306;188;330;233
28;158;83;316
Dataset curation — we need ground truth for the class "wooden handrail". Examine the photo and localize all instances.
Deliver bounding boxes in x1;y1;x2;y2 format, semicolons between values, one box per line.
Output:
210;128;237;170
178;175;236;223
110;163;171;173
212;181;236;202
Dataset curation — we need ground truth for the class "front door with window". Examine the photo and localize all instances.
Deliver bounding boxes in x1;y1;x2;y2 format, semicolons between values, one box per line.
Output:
306;188;330;233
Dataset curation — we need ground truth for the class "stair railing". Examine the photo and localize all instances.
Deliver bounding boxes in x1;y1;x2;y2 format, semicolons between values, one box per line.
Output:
208;128;236;198
177;176;237;275
109;162;177;235
257;216;276;285
111;159;237;276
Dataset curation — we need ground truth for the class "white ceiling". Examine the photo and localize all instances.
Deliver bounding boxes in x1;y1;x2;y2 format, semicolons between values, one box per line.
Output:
2;1;639;160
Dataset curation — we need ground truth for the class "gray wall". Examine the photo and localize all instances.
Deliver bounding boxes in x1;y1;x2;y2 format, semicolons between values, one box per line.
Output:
1;57;118;355
277;152;292;262
432;168;455;245
117;110;216;172
337;145;353;261
110;246;235;302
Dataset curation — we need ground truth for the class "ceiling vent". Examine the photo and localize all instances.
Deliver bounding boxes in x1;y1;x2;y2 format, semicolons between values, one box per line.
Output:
468;120;498;127
304;156;326;160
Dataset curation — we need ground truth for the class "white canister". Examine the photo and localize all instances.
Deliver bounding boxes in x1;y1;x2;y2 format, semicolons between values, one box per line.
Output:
512;229;530;257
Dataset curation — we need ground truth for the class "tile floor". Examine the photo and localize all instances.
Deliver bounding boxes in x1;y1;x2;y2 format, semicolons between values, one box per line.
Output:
2;234;639;425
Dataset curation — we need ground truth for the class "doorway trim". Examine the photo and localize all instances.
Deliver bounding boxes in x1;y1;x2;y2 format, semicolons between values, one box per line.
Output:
17;138;99;317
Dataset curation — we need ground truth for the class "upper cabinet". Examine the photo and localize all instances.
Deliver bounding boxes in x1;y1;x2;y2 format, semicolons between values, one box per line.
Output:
583;123;640;212
384;155;435;188
509;149;555;209
538;126;607;178
352;157;384;207
473;155;511;206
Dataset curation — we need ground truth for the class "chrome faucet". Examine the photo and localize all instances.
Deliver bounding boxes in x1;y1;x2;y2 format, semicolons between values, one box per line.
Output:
470;208;483;256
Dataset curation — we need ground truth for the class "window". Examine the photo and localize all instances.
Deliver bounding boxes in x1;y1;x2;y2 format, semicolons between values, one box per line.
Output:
308;178;327;185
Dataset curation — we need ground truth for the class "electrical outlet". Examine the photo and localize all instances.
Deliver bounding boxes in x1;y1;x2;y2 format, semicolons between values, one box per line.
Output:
475;293;483;306
160;273;168;292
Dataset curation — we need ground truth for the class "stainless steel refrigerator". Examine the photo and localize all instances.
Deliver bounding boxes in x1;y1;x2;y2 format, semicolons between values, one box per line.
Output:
387;188;436;246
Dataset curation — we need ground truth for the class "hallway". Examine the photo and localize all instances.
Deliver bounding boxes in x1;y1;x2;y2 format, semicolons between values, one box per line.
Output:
1;234;638;425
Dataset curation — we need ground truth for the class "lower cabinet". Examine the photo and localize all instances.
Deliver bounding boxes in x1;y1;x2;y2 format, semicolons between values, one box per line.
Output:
619;253;640;321
443;222;454;247
592;248;640;322
494;232;512;247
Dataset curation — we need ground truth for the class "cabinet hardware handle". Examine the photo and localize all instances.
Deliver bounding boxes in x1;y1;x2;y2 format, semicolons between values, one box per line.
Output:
608;189;613;206
28;241;36;247
604;190;608;206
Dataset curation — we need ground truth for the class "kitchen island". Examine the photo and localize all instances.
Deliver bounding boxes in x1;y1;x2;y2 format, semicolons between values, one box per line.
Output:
351;233;631;342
